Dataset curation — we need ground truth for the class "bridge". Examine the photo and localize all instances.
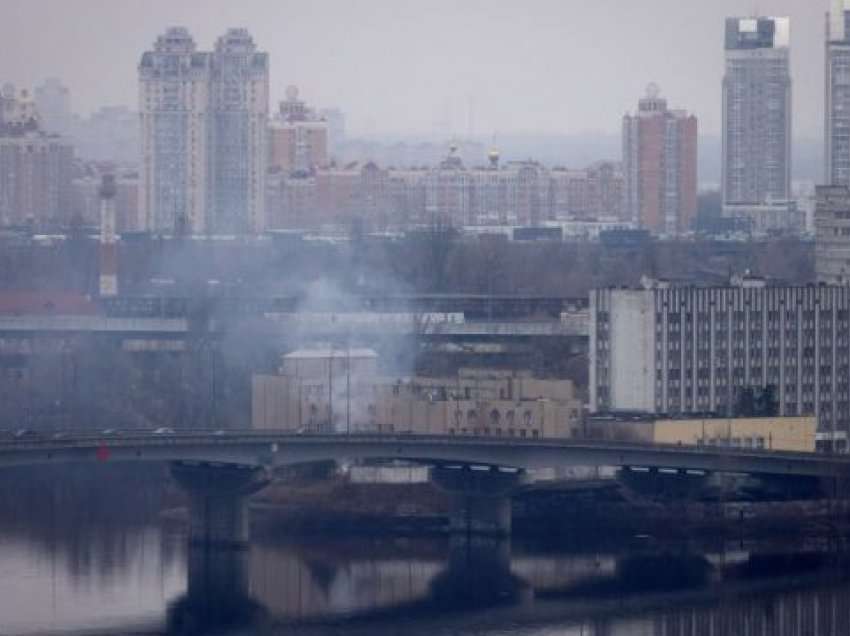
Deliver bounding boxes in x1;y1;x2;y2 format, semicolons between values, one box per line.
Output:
0;432;847;543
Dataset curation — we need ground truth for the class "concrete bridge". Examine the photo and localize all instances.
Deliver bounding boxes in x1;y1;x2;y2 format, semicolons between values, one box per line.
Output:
1;432;848;544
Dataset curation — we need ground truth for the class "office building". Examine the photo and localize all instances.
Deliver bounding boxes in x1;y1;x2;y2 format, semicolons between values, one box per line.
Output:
622;84;698;235
591;278;850;435
827;1;850;185
139;27;268;235
722;17;793;228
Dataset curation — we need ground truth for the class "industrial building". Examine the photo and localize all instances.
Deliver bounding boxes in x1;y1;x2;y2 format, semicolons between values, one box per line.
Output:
253;348;582;439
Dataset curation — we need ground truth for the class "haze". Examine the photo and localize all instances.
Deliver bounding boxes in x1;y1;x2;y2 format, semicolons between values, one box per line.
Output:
0;0;828;138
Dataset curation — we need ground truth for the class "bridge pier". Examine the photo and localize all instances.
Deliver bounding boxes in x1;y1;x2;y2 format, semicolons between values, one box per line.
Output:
430;466;523;536
171;462;270;548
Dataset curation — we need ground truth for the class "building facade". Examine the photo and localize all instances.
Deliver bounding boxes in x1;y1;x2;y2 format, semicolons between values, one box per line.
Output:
591;279;850;436
139;27;268;235
268;85;329;176
826;1;850;186
34;78;72;136
253;349;582;439
816;185;850;284
0;88;73;228
722;17;792;225
266;150;621;232
586;414;816;453
622;84;697;235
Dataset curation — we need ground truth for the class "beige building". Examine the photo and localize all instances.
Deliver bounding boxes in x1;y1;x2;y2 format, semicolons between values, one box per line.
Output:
585;415;816;453
252;349;582;439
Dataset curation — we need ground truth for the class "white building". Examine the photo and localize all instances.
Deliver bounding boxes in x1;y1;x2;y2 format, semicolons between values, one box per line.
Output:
139;27;268;235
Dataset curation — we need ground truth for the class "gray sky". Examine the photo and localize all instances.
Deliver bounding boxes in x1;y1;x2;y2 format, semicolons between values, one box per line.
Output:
0;0;829;138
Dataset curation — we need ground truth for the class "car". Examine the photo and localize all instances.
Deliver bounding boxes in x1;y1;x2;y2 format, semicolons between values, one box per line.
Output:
14;429;37;439
213;429;227;436
52;432;67;440
152;427;175;435
101;428;120;436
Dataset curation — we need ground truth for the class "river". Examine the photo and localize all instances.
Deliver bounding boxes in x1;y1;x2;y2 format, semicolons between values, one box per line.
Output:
0;465;848;635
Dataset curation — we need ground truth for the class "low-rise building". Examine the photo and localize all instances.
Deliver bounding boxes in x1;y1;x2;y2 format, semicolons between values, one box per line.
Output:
585;414;816;453
252;349;582;439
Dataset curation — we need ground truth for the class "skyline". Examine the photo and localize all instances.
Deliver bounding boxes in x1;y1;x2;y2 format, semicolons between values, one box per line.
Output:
0;0;832;139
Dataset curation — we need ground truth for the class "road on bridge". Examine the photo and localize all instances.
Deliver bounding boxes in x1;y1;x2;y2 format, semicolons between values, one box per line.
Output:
0;432;847;479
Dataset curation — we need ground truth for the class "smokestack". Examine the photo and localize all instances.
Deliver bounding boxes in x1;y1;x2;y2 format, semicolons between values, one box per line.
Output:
99;174;118;297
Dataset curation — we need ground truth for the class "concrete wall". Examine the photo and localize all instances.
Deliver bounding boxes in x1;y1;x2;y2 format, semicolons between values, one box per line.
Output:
586;415;817;453
654;416;817;453
609;291;655;412
252;368;582;439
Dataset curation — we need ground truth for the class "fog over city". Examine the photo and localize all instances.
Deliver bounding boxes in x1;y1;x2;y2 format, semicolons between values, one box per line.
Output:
4;2;850;635
0;0;828;138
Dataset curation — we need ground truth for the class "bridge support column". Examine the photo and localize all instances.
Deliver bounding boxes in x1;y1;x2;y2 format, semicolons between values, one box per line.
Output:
171;462;270;548
430;466;523;536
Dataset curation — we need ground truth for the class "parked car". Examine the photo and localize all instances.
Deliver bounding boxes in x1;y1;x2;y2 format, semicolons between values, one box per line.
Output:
14;429;37;439
152;427;175;435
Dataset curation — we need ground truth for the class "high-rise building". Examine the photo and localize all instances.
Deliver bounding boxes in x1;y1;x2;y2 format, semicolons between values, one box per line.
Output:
0;87;73;228
815;185;850;283
209;29;268;234
34;78;72;136
622;84;698;235
318;107;345;152
722;17;792;225
268;85;329;175
138;27;268;235
827;1;850;185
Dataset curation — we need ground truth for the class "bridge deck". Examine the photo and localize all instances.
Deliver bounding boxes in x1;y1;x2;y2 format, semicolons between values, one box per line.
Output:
0;432;845;478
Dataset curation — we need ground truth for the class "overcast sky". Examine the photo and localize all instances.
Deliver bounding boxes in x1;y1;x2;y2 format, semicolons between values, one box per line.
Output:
0;0;831;138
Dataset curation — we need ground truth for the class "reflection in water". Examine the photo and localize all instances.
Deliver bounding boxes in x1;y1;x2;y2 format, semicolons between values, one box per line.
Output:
0;470;849;635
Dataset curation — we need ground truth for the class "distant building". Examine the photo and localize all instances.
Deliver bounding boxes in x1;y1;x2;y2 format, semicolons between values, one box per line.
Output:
268;85;329;175
317;107;345;151
815;185;850;283
722;17;793;229
72;106;140;165
34;78;72;136
139;27;268;235
0;88;73;227
550;161;624;220
622;84;698;235
826;0;850;186
590;279;850;435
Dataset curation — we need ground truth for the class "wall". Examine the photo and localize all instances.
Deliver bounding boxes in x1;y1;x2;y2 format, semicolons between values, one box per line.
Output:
654;416;816;453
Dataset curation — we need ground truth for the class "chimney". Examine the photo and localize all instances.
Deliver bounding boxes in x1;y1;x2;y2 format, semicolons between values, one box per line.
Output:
99;174;118;297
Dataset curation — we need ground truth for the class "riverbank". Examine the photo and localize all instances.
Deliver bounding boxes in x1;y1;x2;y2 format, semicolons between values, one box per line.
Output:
241;477;850;540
